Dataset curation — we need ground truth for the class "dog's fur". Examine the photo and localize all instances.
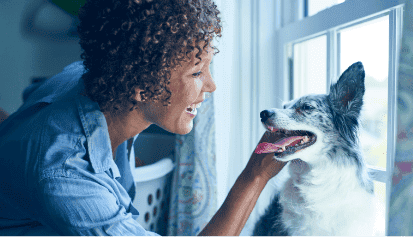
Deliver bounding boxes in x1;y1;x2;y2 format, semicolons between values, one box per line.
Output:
253;62;385;236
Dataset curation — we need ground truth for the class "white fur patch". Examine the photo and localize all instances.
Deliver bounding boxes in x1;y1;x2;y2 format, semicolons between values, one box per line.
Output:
279;159;384;235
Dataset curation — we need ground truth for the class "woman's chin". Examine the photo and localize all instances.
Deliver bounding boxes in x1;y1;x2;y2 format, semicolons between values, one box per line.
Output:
177;120;194;135
162;120;193;135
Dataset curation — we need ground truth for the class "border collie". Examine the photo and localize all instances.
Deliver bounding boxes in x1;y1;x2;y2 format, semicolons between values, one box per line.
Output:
253;62;385;236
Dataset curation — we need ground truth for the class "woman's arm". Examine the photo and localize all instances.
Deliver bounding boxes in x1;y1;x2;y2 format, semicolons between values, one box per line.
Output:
198;132;287;236
198;162;271;236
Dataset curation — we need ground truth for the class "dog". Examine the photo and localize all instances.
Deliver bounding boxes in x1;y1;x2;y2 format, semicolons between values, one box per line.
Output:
253;62;385;236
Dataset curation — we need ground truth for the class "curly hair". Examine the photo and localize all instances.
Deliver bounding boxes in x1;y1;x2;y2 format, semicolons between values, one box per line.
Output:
77;0;222;113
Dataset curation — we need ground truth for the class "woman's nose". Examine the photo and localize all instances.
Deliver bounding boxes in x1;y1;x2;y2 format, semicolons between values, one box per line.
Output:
203;73;216;93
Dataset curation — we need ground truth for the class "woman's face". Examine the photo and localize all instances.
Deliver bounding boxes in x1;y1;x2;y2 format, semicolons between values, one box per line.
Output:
139;44;216;135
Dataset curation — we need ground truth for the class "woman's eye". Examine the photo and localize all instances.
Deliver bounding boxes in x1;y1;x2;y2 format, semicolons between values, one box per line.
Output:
192;71;202;78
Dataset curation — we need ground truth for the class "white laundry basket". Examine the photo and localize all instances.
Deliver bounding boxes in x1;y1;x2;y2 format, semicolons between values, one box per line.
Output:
131;157;174;233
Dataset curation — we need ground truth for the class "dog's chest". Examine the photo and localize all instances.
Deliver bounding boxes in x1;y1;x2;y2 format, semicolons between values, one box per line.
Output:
280;184;345;235
279;182;316;230
279;177;378;236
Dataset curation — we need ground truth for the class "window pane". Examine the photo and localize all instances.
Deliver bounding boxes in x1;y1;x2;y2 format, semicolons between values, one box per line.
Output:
373;180;386;227
293;35;327;99
339;16;389;170
307;0;345;17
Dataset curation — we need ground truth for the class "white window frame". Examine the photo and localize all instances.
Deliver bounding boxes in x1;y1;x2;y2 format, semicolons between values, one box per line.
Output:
275;0;404;234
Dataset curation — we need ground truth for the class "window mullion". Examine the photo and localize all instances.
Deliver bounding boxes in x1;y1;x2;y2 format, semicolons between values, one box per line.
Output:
386;5;403;235
326;29;337;93
386;8;402;187
367;166;388;183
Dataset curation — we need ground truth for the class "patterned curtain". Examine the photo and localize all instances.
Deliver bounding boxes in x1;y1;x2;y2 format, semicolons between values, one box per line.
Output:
167;93;217;236
388;0;413;235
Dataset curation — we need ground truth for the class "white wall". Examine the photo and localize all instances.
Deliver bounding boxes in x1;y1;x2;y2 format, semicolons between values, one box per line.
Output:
0;0;81;114
211;0;238;210
212;1;282;235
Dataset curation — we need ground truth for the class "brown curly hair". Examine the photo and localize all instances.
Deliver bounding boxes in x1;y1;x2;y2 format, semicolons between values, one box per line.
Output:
77;0;222;113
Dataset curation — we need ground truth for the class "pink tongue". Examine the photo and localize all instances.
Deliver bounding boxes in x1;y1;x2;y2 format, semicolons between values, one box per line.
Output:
254;136;304;154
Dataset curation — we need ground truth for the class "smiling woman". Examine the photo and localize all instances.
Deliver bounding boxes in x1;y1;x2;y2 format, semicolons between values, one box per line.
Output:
0;0;290;236
77;0;221;115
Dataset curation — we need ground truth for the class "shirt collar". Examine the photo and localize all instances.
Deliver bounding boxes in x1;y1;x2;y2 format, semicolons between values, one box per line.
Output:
76;94;115;174
17;61;85;113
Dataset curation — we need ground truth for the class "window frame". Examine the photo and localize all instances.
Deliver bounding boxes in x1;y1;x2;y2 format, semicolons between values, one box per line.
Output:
275;0;404;233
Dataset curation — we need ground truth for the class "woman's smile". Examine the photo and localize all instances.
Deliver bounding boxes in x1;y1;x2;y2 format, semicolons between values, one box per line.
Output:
185;102;203;117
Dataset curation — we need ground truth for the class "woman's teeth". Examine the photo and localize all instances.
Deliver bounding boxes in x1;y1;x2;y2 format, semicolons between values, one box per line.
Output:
186;103;202;116
186;105;198;115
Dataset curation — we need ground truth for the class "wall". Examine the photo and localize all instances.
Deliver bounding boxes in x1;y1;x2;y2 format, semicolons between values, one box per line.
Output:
0;0;81;114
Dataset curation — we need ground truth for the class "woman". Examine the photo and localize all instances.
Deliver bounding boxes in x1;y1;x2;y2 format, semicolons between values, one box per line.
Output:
0;0;286;235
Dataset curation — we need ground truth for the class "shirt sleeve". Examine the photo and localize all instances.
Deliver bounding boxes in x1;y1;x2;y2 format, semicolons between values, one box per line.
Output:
36;175;159;236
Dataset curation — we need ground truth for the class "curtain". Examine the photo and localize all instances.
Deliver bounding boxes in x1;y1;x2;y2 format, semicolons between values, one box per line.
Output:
167;93;217;236
388;0;413;235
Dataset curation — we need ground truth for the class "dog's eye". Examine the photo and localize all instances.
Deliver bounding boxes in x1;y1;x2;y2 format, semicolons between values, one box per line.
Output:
302;104;314;110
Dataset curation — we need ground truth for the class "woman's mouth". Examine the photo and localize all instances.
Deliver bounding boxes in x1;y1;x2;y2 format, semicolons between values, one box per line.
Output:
186;102;202;116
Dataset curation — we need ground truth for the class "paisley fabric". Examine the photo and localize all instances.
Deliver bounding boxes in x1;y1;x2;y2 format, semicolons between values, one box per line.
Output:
167;93;217;236
388;1;413;235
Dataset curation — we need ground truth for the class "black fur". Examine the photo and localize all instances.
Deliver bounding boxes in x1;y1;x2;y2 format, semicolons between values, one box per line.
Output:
328;61;365;146
252;194;288;236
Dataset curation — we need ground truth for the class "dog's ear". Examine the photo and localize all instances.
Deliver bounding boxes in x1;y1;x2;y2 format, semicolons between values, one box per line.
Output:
328;62;365;144
328;61;365;117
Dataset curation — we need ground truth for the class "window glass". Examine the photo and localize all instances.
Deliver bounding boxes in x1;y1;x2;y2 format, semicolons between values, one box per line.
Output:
339;15;389;170
292;35;327;99
373;180;386;225
307;0;345;17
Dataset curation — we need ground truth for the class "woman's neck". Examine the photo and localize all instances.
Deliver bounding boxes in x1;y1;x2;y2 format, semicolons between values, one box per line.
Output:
103;109;151;158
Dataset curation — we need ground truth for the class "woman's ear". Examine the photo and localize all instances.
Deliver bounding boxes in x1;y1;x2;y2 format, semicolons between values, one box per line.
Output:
135;88;144;102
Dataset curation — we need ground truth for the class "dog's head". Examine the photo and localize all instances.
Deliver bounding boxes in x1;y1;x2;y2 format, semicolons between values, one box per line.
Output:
260;62;365;164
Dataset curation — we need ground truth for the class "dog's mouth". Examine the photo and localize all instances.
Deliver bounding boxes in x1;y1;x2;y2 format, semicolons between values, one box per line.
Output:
263;126;317;157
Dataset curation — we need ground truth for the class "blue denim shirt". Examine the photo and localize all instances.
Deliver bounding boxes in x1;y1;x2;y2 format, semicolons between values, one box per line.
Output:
0;62;159;236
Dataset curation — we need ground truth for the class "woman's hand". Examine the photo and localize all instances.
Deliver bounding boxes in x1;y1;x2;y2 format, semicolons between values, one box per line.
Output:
198;131;288;236
243;131;288;183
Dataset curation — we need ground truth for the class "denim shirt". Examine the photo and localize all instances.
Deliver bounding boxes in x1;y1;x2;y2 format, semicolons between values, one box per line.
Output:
0;62;159;236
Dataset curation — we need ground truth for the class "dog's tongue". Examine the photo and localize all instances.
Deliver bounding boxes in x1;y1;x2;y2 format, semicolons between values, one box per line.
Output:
254;136;304;154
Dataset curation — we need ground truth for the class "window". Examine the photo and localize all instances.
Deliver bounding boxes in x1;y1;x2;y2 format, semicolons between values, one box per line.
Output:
291;34;327;97
306;0;345;17
277;0;403;233
339;16;389;171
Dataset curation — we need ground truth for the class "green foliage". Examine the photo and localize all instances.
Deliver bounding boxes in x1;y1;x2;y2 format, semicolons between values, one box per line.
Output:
51;0;86;16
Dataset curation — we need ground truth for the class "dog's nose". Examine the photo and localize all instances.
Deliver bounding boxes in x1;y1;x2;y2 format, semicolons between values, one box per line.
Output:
260;110;275;122
260;110;275;118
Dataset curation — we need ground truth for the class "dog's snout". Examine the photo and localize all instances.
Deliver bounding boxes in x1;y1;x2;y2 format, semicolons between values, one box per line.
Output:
260;110;275;122
260;110;275;118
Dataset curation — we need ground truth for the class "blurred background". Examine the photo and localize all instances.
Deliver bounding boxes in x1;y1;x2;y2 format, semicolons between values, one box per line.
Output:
0;0;82;114
1;0;412;235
